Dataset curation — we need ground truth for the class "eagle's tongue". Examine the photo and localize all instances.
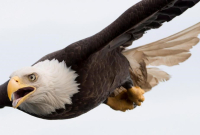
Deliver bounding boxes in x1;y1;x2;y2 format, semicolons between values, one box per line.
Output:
12;98;22;108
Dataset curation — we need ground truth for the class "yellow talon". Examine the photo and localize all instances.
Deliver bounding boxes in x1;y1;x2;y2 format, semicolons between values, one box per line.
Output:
127;86;145;106
106;86;145;111
106;90;135;112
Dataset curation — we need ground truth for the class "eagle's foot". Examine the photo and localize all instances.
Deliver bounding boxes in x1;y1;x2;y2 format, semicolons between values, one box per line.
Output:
127;86;145;106
106;90;135;112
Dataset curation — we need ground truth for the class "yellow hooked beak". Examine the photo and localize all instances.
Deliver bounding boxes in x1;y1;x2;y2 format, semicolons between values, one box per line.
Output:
7;76;36;108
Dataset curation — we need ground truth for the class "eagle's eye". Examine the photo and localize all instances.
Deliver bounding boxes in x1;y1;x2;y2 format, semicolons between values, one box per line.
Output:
28;74;37;82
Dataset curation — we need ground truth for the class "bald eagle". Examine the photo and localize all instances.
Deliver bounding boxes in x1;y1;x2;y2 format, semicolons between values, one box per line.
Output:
0;0;200;120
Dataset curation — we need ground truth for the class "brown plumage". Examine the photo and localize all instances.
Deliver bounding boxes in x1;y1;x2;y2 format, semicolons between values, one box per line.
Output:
0;0;200;120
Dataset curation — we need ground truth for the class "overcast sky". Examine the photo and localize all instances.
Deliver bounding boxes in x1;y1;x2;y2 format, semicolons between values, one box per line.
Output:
0;0;200;135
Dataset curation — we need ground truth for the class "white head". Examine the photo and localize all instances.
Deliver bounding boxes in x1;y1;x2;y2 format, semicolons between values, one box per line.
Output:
7;59;79;116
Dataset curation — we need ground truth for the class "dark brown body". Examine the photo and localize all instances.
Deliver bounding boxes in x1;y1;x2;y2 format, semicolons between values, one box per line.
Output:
0;0;199;119
36;48;130;119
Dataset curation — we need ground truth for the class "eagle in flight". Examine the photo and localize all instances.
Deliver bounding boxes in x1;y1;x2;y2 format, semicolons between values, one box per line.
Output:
0;0;200;120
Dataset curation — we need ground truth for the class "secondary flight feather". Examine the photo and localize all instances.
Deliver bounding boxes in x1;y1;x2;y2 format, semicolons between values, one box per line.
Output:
0;0;200;120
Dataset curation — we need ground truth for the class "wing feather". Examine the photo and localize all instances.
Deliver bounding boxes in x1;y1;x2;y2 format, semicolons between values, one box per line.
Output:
122;23;200;92
124;23;200;67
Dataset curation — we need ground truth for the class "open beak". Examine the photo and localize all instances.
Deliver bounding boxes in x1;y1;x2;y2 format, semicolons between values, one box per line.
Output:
7;76;36;108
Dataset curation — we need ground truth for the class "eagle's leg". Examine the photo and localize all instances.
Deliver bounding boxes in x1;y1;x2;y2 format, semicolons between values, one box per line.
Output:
106;90;134;112
123;81;145;106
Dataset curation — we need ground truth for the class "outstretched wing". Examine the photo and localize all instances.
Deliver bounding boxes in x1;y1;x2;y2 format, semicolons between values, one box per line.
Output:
38;0;200;67
122;23;200;91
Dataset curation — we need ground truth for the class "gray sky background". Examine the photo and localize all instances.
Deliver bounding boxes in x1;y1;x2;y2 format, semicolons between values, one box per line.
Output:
0;0;200;135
